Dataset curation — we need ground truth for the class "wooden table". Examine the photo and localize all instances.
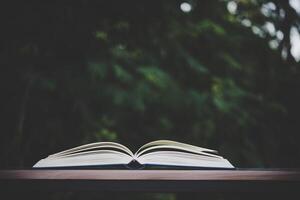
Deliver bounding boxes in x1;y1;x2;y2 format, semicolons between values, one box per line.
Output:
0;169;300;193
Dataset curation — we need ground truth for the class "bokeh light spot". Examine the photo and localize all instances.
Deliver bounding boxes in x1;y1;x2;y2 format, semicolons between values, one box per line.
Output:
180;2;192;13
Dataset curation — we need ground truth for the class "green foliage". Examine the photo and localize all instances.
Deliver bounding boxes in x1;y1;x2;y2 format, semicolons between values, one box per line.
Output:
138;66;173;90
1;0;300;174
195;19;227;36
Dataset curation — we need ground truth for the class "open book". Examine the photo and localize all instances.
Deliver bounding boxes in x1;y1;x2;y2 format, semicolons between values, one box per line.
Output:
33;140;234;169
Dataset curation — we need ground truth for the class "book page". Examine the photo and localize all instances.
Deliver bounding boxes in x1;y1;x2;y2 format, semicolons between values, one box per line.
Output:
49;142;133;158
136;151;234;168
33;150;133;168
135;140;220;158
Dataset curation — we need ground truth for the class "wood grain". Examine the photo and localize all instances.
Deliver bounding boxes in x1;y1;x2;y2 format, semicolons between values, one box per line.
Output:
0;169;300;181
0;169;299;192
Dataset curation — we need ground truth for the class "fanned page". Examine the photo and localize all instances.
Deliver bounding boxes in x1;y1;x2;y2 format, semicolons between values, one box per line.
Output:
135;140;221;158
33;142;133;168
135;140;234;169
49;142;134;157
136;140;218;155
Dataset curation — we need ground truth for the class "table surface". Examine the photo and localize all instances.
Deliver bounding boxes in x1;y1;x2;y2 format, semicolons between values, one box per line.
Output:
1;169;300;180
0;169;300;192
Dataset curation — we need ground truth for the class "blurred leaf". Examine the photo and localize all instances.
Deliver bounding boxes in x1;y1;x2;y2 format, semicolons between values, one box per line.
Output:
94;31;108;41
137;66;173;89
88;62;107;80
220;53;242;70
191;19;226;36
178;48;209;74
94;128;117;141
113;64;133;83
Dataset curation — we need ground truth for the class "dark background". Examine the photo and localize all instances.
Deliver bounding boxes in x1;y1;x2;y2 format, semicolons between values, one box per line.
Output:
1;0;300;199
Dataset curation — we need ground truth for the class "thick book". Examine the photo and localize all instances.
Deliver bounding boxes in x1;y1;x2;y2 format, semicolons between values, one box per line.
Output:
33;140;234;169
